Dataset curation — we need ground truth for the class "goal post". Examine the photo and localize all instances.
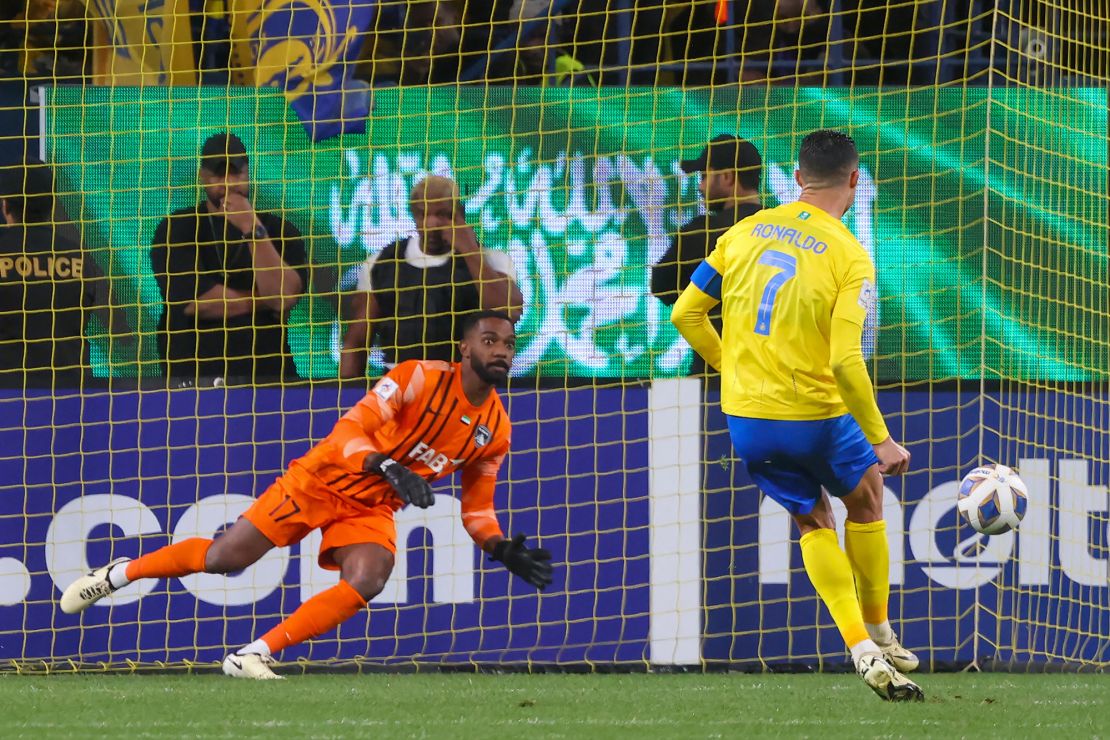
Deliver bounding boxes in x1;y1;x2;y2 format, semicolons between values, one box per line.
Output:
0;2;1106;672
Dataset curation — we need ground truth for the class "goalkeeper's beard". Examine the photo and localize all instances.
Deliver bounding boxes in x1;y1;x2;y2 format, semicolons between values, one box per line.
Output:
471;355;509;386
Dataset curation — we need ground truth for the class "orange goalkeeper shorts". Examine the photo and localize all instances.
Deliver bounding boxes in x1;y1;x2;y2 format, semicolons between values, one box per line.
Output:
242;466;397;569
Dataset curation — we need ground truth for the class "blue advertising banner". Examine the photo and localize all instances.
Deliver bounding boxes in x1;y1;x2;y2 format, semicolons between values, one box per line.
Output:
703;390;1109;668
1;385;1106;668
0;386;651;666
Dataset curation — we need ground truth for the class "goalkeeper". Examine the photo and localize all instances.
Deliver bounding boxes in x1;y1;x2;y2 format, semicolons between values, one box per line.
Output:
61;310;552;679
671;130;923;702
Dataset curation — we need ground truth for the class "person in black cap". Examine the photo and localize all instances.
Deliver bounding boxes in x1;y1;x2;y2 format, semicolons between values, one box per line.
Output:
0;160;126;387
651;134;764;375
150;132;309;385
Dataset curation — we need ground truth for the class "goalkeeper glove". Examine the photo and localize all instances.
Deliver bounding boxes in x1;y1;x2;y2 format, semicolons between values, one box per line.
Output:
366;456;435;509
490;533;553;590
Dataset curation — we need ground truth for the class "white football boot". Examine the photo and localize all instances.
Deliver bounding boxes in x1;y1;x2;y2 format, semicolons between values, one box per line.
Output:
222;651;284;680
856;653;924;702
875;631;920;673
59;558;130;614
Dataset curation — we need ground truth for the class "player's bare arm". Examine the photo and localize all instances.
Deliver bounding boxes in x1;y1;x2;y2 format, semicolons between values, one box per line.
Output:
449;201;524;321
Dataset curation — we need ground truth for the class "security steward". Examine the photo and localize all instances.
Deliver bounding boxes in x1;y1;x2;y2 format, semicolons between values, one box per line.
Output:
0;161;89;387
651;134;764;376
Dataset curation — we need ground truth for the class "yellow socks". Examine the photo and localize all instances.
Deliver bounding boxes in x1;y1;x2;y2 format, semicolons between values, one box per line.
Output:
844;520;889;626
799;528;869;648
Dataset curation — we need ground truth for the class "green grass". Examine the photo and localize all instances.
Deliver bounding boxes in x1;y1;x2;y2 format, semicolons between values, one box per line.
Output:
0;673;1106;738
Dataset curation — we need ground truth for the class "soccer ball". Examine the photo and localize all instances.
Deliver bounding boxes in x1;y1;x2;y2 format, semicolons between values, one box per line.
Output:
957;464;1029;535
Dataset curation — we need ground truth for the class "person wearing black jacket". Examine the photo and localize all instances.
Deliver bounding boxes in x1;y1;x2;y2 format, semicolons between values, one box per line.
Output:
0;161;126;388
652;134;764;375
150;133;308;385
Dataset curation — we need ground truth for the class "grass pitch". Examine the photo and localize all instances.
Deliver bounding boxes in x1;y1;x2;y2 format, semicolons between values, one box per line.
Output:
1;673;1105;738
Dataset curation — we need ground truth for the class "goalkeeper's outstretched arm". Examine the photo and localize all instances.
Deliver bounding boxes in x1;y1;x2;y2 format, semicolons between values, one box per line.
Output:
461;453;553;590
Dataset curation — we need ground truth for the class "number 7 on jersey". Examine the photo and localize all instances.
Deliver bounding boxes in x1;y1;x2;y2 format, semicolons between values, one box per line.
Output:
754;250;797;336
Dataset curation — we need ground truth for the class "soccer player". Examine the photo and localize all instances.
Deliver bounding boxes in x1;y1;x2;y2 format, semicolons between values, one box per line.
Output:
60;310;552;679
670;130;923;702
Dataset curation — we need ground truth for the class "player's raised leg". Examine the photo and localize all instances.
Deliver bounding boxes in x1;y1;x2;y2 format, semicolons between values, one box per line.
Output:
222;541;393;680
59;517;275;615
795;493;922;702
841;464;919;673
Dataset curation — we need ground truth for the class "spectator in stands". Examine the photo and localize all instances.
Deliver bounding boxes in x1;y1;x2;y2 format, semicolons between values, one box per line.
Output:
510;2;597;85
0;5;21;77
0;161;96;386
357;1;475;85
842;0;930;85
458;0;512;80
651;134;763;374
400;1;464;84
665;0;827;84
340;175;523;378
5;0;88;80
749;0;828;82
151;132;308;385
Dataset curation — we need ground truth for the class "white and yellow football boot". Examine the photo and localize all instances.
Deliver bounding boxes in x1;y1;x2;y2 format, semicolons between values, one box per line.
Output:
856;653;924;702
59;558;130;614
875;631;920;673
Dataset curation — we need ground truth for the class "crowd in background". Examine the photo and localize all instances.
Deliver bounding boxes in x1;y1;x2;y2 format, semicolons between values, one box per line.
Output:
0;1;1034;89
0;0;1100;388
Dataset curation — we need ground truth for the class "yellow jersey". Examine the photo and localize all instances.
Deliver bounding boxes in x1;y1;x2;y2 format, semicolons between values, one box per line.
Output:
704;201;875;420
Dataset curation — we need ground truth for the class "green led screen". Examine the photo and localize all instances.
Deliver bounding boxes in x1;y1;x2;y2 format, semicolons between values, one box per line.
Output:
45;86;1107;381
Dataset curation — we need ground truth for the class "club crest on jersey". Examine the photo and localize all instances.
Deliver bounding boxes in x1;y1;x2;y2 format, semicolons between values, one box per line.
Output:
373;377;399;401
858;278;875;311
473;424;491;447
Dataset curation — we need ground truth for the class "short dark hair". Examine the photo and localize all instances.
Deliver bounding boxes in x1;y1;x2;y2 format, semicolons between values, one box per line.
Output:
461;310;515;337
798;130;858;183
0;160;56;223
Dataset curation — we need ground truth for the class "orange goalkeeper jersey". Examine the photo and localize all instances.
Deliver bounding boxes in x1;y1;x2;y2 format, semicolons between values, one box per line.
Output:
291;360;510;546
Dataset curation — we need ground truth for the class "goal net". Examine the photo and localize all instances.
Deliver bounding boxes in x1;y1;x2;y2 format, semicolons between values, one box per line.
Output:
0;0;1105;672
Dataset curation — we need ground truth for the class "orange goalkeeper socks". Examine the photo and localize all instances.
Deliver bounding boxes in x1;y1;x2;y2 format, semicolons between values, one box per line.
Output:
124;537;212;582
261;579;367;654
